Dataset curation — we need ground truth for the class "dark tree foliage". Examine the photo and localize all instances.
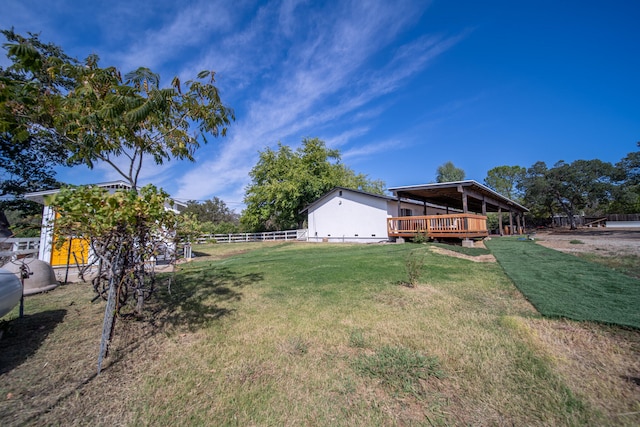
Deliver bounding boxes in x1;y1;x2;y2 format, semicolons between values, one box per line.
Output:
436;161;465;183
521;159;621;229
241;138;385;231
612;142;640;213
0;29;78;236
484;165;525;200
184;197;239;224
183;197;240;234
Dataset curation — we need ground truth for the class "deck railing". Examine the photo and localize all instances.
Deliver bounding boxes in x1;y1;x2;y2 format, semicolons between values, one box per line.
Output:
387;214;488;239
0;237;40;260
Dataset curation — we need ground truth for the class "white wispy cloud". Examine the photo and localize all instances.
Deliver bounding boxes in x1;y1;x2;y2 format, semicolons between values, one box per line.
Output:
342;138;408;161
172;0;463;203
1;0;462;206
113;0;239;73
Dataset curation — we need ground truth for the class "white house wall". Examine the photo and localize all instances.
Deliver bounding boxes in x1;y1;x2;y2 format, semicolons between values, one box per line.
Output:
308;190;389;242
37;205;55;263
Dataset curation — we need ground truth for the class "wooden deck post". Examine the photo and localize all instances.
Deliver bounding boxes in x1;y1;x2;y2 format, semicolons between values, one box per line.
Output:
509;211;514;235
498;207;503;236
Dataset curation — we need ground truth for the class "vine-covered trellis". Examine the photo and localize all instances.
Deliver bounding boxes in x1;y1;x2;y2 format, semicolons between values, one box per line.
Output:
51;185;194;373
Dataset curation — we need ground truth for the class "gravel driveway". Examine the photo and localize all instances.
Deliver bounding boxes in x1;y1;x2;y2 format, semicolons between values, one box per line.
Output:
532;229;640;257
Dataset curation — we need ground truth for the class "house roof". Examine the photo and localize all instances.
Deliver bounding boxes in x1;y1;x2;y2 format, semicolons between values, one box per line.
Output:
388;180;528;214
23;180;186;208
300;186;449;214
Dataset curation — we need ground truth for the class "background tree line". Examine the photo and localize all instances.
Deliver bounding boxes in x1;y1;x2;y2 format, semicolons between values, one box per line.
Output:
181;145;640;234
483;144;639;229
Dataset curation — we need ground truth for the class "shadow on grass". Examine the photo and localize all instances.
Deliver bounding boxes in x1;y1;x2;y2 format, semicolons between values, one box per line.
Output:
0;309;67;375
152;265;263;332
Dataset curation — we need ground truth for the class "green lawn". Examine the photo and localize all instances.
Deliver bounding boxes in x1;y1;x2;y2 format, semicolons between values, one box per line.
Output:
485;237;640;328
2;242;638;426
129;243;595;425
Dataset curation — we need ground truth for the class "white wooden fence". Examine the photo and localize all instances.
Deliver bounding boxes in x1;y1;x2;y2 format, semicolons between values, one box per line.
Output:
0;237;40;260
194;229;308;244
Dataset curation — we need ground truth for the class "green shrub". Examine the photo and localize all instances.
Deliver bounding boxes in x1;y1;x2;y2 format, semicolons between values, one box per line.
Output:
412;232;429;244
405;249;426;287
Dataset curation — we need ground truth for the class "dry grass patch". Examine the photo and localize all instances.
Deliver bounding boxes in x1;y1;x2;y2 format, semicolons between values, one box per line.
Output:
521;318;640;425
2;242;638;425
0;284;172;426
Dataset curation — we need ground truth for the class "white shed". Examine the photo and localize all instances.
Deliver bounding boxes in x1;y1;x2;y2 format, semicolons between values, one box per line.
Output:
302;187;448;243
24;181;185;268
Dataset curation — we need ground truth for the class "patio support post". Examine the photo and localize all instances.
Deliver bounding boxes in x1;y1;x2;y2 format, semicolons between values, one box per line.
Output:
509;211;514;235
462;192;468;213
482;198;487;215
498;207;503;236
515;214;521;234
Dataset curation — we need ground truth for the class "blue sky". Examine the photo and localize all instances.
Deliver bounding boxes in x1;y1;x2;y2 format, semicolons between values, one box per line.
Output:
2;0;638;210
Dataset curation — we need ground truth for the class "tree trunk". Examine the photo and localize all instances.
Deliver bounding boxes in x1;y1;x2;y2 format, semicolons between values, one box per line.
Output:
0;209;12;237
555;196;577;230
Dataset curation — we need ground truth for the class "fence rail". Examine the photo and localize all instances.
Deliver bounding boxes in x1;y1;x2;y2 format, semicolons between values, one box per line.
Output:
606;214;640;222
194;229;308;244
0;237;40;259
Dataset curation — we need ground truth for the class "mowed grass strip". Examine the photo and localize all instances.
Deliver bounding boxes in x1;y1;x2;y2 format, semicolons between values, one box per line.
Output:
486;237;640;328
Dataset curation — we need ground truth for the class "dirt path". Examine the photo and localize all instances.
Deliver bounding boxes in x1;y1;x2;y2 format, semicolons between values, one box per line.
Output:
532;229;640;257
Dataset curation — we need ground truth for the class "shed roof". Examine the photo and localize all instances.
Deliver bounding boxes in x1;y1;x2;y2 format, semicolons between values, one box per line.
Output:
388;180;528;214
23;180;186;208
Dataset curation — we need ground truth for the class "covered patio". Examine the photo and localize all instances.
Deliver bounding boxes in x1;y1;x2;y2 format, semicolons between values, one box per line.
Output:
387;180;529;242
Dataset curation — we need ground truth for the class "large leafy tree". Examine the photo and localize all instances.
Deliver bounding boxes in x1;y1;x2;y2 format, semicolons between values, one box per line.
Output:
183;197;240;234
520;161;558;225
613;142;640;213
435;161;465;183
0;30;78;236
241;138;385;231
521;159;620;229
4;30;234;372
484;165;525;200
184;197;238;224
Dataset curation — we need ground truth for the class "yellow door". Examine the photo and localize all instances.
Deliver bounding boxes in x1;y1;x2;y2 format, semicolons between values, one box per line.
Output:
50;212;90;266
50;236;90;267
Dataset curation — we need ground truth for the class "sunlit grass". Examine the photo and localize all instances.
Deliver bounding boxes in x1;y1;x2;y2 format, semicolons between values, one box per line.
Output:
2;242;638;426
128;243;602;425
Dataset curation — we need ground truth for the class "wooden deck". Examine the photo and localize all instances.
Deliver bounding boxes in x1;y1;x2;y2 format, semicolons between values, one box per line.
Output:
387;214;489;239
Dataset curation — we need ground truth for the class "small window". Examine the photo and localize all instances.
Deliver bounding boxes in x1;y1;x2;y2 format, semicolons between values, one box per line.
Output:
339;190;343;196
400;208;413;217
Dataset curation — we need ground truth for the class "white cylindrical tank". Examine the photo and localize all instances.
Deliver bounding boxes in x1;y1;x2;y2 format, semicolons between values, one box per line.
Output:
0;269;22;318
